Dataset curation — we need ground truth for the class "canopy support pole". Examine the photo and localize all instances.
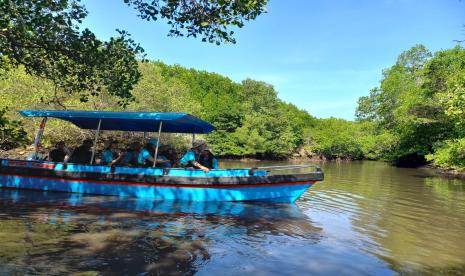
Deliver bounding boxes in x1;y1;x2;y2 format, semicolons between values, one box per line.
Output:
192;133;195;144
153;121;163;168
90;119;102;165
33;117;48;157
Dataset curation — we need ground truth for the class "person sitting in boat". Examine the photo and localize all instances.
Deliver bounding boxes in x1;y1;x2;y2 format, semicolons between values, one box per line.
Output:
179;140;210;173
101;140;124;166
137;138;171;167
161;145;179;168
121;141;142;166
27;144;47;161
68;139;93;164
198;147;218;169
48;141;71;163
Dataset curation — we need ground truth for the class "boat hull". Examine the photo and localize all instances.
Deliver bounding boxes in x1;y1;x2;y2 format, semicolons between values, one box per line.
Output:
0;159;323;202
0;173;313;203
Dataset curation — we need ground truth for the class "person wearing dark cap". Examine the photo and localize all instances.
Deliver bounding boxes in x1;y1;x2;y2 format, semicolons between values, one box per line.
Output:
199;147;218;169
68;139;94;164
179;140;210;173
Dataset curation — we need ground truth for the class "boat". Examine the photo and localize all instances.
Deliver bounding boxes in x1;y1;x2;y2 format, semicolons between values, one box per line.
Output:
0;110;323;202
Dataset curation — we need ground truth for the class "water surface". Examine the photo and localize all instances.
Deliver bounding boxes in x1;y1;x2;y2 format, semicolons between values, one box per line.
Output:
1;161;465;275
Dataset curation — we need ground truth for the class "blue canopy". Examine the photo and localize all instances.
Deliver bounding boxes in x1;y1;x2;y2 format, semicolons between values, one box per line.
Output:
19;110;215;134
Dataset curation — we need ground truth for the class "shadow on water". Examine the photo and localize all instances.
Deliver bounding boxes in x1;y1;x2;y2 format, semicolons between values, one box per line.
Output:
2;161;465;275
0;189;321;275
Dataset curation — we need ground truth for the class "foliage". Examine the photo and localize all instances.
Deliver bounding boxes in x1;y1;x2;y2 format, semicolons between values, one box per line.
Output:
356;44;465;169
125;0;269;45
229;79;300;158
3;43;465;166
0;0;145;104
0;0;267;105
424;46;465;129
0;108;28;150
426;139;465;170
0;62;313;158
308;118;364;160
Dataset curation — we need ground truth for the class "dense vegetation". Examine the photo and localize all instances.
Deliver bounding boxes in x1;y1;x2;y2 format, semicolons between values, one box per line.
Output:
0;0;267;105
0;61;316;159
1;44;464;172
356;45;465;170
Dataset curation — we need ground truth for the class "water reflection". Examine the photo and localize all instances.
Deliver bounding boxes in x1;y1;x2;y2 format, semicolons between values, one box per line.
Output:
301;161;465;275
0;189;321;275
1;161;465;275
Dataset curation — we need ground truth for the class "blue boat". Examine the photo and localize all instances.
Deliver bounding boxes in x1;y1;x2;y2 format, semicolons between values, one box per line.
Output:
0;110;323;202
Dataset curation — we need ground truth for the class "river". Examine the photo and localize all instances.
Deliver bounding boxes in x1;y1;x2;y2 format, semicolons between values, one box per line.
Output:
0;161;464;275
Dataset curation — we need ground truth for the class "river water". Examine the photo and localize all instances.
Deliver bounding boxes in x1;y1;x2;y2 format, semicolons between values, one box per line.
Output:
0;161;465;275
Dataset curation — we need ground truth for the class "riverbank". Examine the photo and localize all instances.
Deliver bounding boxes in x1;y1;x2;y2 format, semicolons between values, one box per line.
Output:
4;145;465;180
419;165;465;180
0;147;31;160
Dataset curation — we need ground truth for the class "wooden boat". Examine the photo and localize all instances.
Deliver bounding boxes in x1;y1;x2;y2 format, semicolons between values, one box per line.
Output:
0;110;323;202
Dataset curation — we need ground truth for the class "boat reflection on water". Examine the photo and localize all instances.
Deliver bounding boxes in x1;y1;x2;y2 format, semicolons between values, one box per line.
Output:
1;188;312;219
0;189;322;275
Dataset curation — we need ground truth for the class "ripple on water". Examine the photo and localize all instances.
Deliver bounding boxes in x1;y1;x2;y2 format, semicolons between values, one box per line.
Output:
1;161;465;275
302;161;465;273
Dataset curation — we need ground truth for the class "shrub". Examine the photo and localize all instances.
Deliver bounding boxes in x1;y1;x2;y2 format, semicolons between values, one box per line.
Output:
0;109;29;150
426;138;465;170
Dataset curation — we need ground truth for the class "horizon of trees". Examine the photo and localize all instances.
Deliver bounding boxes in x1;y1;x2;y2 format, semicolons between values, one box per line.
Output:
1;41;464;171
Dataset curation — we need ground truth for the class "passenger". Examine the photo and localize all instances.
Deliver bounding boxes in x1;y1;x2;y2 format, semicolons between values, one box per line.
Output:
199;147;219;169
48;141;71;163
179;140;210;173
137;138;171;167
156;153;172;168
68;139;93;164
27;144;47;161
122;141;142;166
101;140;124;166
162;146;179;168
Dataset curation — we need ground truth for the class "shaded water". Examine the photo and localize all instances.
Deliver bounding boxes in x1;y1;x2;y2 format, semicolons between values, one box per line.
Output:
1;161;465;275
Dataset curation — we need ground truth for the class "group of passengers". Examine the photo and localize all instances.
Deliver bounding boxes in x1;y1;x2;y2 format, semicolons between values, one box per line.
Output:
27;138;218;172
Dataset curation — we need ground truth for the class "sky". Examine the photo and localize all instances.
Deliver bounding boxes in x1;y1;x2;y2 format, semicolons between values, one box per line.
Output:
81;0;465;120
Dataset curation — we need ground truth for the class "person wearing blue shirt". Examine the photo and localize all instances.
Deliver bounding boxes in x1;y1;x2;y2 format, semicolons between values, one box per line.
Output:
179;140;211;173
122;141;141;166
138;138;171;167
101;140;123;166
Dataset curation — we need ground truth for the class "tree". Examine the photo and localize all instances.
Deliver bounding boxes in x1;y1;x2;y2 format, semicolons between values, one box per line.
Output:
125;0;268;45
308;118;364;160
0;0;145;105
0;0;268;103
0;108;28;150
355;45;465;168
424;46;465;129
355;45;439;165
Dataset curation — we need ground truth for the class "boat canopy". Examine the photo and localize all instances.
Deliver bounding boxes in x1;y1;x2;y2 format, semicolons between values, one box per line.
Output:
19;110;215;134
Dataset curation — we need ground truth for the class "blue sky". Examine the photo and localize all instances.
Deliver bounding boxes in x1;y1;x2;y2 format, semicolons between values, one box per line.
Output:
81;0;464;120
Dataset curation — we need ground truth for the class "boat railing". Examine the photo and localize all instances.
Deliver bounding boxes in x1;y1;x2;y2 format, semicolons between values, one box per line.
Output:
249;164;322;176
1;158;322;177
